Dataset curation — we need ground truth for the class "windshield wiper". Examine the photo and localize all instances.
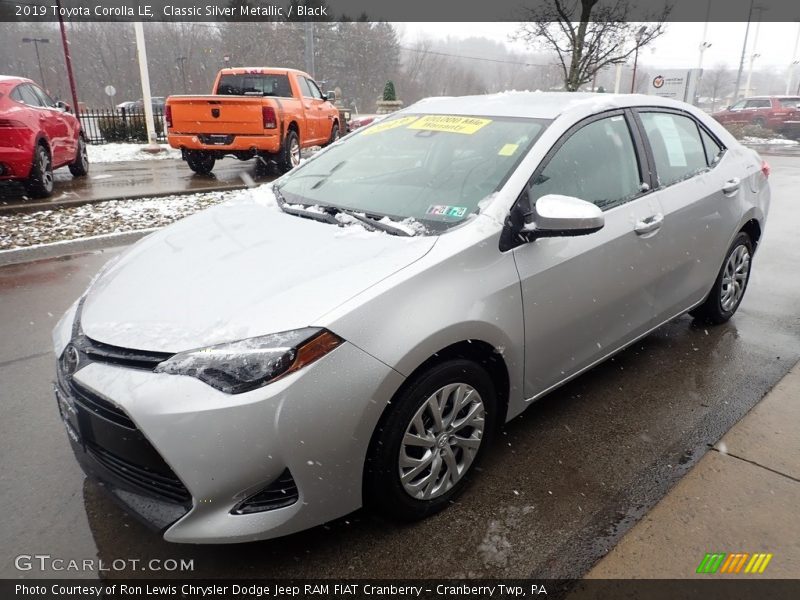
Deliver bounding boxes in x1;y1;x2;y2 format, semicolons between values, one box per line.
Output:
274;187;414;236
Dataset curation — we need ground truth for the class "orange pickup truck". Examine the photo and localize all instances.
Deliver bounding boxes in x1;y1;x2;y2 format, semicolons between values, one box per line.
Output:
165;67;341;174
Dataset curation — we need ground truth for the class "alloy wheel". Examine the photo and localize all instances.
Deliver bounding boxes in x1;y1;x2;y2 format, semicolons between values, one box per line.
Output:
720;244;750;312
399;383;485;500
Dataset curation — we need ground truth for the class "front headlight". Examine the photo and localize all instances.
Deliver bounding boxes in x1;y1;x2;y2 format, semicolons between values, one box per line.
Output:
154;328;343;394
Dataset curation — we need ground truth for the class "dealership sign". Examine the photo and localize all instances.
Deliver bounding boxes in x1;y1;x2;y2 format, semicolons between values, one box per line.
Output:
647;69;702;103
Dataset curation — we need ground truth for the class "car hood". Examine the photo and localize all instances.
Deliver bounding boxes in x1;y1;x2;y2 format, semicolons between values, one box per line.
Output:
81;194;436;352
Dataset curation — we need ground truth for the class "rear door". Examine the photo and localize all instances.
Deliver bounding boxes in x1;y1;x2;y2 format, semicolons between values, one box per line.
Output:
512;111;665;399
633;109;741;322
743;98;771;127
18;84;67;164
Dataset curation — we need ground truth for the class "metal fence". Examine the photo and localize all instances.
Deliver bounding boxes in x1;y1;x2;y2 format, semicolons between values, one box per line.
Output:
79;108;168;145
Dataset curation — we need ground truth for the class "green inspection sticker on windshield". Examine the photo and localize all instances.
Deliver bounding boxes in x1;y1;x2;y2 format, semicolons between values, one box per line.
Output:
426;205;468;218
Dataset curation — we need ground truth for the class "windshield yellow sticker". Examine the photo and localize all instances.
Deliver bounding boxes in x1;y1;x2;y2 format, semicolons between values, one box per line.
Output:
361;116;420;135
498;143;519;156
408;115;492;135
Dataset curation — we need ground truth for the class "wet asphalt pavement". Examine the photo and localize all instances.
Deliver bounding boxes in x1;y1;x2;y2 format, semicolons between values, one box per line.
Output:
0;157;274;213
0;156;798;579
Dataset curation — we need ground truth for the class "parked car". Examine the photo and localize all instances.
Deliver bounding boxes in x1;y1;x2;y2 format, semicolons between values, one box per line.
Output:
165;67;340;174
117;97;165;115
0;75;88;197
53;92;769;543
713;95;800;136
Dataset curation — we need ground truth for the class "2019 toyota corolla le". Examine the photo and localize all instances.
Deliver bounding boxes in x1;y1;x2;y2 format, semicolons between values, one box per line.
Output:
52;92;770;543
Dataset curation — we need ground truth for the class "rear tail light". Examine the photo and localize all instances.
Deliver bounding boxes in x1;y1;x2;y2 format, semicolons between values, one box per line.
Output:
0;118;26;128
165;104;172;128
262;106;277;130
761;160;771;179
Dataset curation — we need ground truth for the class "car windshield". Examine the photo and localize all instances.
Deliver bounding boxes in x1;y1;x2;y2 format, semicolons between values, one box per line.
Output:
217;74;292;97
276;113;548;233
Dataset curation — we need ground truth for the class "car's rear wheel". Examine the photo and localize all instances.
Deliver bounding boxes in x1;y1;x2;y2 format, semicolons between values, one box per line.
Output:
277;130;300;174
364;359;497;521
68;136;89;177
690;232;754;324
24;143;54;198
185;150;215;174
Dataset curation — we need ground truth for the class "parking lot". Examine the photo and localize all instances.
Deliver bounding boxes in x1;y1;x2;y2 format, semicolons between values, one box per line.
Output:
0;155;798;580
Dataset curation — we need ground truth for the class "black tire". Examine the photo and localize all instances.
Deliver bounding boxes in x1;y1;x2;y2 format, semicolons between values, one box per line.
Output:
322;122;340;147
254;154;272;176
277;129;300;174
364;359;497;521
185;150;215;174
68;136;89;177
24;143;54;198
690;232;754;325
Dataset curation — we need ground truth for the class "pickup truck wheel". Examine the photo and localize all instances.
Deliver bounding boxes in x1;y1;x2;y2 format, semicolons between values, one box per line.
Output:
322;122;340;147
185;151;215;174
278;130;300;174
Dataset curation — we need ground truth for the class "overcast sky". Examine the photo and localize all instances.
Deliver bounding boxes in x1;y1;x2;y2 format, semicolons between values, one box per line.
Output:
399;22;800;72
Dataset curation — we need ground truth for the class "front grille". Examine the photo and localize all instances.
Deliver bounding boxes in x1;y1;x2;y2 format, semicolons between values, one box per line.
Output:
77;335;173;371
87;441;191;505
233;469;299;514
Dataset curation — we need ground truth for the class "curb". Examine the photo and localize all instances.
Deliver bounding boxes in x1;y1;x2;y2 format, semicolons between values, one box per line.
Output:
0;183;246;216
0;228;158;267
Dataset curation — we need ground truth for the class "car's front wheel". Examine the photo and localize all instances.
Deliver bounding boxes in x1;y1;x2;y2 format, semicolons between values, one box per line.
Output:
68;136;89;177
365;359;497;521
24;143;54;198
690;231;754;324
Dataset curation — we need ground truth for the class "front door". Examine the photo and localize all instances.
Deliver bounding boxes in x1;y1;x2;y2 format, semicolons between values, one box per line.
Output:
512;111;664;399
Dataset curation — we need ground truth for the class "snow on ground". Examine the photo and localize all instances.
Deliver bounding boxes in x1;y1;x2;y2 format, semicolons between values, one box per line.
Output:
86;143;182;163
741;136;800;146
0;190;233;250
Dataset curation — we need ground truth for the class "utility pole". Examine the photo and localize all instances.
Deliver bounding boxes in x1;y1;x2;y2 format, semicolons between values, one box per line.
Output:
697;0;713;70
304;21;315;78
56;0;79;113
21;37;49;89
133;22;159;150
734;0;755;100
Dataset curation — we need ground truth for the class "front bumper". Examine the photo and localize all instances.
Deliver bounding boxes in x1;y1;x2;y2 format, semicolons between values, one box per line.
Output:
55;339;403;543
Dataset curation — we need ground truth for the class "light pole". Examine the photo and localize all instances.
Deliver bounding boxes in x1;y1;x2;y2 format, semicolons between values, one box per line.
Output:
744;10;763;97
21;37;49;89
698;0;713;70
176;56;188;94
786;23;800;95
734;0;755;100
630;26;647;94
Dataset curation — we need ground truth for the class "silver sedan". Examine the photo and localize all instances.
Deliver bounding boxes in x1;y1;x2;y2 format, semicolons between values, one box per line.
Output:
52;92;770;543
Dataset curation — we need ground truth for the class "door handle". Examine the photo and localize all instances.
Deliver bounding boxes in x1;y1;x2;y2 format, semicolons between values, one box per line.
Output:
634;213;664;235
722;178;741;195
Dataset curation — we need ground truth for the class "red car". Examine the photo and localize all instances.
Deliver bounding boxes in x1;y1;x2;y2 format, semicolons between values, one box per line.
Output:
713;95;800;135
0;76;88;198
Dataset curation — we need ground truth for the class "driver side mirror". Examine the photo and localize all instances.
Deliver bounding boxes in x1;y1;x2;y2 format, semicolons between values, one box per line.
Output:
324;90;336;103
54;100;71;113
521;193;604;238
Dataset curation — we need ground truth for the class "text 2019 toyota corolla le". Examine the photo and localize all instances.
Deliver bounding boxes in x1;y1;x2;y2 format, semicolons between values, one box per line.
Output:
52;93;769;543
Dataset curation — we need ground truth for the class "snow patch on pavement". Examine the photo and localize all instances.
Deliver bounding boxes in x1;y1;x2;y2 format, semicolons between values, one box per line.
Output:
742;136;800;146
87;143;181;163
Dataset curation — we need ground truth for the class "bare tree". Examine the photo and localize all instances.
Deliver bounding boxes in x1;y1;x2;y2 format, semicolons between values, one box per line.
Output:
514;0;670;91
700;63;733;111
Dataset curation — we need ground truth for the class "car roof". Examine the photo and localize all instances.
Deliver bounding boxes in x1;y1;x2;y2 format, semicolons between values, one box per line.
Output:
0;75;32;88
219;67;311;77
405;91;694;120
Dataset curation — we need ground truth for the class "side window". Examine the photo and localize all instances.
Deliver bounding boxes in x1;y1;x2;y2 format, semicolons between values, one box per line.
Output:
529;114;642;211
699;128;724;166
18;84;44;107
10;86;24;103
31;85;54;107
729;101;745;111
304;77;323;100
297;77;313;98
639;112;708;187
744;99;769;109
